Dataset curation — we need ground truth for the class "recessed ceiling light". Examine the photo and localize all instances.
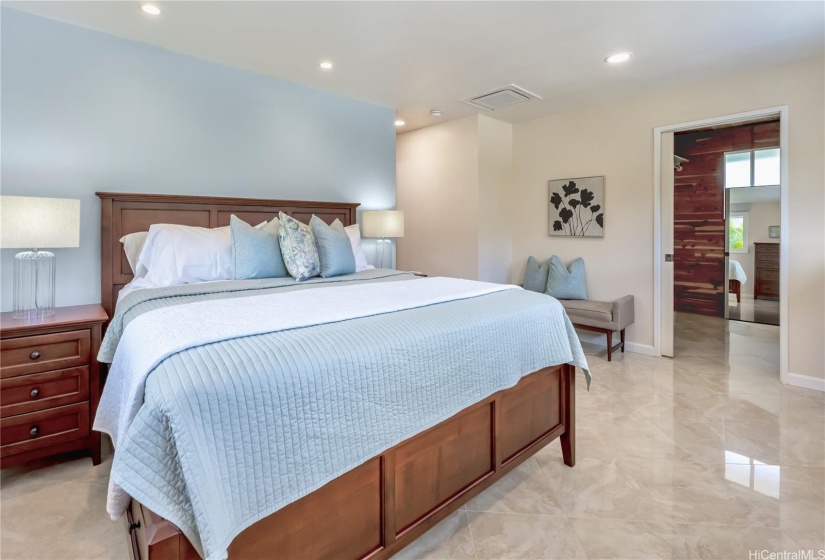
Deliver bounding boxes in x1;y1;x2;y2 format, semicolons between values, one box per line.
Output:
430;110;442;117
319;61;333;70
395;120;405;127
141;3;161;15
605;52;632;64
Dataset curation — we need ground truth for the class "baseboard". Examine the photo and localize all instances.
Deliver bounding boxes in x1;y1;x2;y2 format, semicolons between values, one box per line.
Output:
787;373;825;393
573;330;658;357
626;342;658;356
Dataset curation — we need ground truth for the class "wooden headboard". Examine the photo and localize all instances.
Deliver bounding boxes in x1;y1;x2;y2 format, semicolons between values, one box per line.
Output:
97;192;359;320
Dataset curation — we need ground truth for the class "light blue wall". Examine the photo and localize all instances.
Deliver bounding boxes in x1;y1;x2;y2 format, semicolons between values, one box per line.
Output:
1;8;396;311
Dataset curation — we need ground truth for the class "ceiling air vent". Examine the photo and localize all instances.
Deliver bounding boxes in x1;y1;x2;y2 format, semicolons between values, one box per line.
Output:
461;84;542;111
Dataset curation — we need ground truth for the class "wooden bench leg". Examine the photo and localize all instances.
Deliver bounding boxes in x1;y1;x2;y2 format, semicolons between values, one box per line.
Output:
606;330;613;361
620;329;626;353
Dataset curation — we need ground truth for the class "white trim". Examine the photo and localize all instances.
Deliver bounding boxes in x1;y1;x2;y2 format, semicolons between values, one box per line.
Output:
654;129;662;356
573;330;657;357
660;131;675;355
624;342;657;357
788;373;825;393
653;106;789;384
778;108;789;385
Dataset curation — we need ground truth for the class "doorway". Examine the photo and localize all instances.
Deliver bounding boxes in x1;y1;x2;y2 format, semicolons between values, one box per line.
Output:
653;106;789;383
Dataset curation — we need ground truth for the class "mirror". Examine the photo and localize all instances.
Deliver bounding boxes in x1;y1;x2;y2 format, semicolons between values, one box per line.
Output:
726;185;780;325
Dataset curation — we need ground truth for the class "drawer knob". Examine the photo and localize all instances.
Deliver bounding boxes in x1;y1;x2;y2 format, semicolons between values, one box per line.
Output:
29;351;41;360
30;388;40;399
29;425;39;437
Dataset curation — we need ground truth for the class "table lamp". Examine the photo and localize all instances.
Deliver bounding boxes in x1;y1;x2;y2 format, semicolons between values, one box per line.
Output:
361;210;404;269
1;196;80;319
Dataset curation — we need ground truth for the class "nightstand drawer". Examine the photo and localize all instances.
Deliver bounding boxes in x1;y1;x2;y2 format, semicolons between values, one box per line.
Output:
0;330;90;378
0;367;90;418
0;402;90;458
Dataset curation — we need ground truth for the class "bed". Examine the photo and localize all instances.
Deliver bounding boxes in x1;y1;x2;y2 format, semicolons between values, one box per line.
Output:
95;192;589;560
728;259;748;303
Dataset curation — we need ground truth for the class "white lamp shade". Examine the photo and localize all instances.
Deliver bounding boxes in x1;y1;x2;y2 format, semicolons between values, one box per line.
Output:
361;210;404;238
0;196;81;249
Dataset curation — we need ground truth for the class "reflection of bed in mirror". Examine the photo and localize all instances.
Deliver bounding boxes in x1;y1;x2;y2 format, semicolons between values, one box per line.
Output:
728;260;747;303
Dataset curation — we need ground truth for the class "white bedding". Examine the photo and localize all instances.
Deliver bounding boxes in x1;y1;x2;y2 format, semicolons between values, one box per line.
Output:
97;277;518;454
116;276;227;304
102;276;589;558
729;259;747;283
97;277;517;516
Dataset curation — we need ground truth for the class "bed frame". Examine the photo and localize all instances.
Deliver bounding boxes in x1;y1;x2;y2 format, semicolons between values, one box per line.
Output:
97;192;359;319
97;192;577;560
729;279;741;304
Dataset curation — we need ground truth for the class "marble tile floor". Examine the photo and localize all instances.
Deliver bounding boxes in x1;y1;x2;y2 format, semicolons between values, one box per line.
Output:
727;295;780;326
2;313;823;560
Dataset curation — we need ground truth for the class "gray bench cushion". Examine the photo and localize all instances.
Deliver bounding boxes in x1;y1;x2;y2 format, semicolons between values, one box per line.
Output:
558;295;634;333
559;299;613;322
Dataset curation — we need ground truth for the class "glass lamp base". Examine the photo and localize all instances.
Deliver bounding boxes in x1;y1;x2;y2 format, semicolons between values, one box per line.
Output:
13;250;56;320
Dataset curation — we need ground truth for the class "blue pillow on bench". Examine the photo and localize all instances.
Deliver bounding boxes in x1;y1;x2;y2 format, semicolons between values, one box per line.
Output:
545;256;587;300
523;256;550;293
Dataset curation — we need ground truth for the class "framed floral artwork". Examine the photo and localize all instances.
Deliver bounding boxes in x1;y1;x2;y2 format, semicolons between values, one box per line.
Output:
548;176;604;237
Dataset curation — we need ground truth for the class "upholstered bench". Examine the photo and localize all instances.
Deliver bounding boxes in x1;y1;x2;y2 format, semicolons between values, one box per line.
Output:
523;255;635;361
559;296;635;361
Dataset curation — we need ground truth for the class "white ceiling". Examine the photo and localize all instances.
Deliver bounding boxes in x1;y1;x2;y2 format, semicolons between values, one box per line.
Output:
6;1;824;132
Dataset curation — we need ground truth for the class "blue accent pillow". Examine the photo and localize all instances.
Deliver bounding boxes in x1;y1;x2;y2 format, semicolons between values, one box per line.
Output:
310;215;356;278
545;256;587;300
523;256;549;293
230;215;288;279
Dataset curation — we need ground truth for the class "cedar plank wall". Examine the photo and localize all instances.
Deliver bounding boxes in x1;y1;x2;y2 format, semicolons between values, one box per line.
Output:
673;121;779;317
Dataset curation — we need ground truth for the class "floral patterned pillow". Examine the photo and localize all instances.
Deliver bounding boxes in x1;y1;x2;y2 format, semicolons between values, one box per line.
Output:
278;212;320;281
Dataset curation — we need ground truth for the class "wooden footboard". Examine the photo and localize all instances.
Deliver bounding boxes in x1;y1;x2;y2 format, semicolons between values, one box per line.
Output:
125;364;576;560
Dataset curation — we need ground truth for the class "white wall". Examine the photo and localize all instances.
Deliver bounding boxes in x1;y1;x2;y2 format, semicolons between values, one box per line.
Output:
397;116;480;279
511;56;824;379
397;115;513;282
477;116;514;284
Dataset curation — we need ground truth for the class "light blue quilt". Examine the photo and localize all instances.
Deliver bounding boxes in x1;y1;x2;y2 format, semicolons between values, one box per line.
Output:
101;272;589;559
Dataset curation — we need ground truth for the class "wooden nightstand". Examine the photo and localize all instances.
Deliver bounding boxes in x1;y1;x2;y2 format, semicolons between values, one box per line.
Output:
0;304;108;467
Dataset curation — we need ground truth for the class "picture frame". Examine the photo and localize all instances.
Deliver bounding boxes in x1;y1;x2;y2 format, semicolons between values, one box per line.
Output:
548;176;604;237
768;225;780;239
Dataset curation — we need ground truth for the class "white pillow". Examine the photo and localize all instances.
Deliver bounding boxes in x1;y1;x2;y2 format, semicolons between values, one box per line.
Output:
119;231;149;277
344;223;374;272
122;221;266;276
138;224;234;286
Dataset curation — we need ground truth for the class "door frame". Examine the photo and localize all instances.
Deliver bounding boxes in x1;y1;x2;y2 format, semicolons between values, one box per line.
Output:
653;105;789;384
